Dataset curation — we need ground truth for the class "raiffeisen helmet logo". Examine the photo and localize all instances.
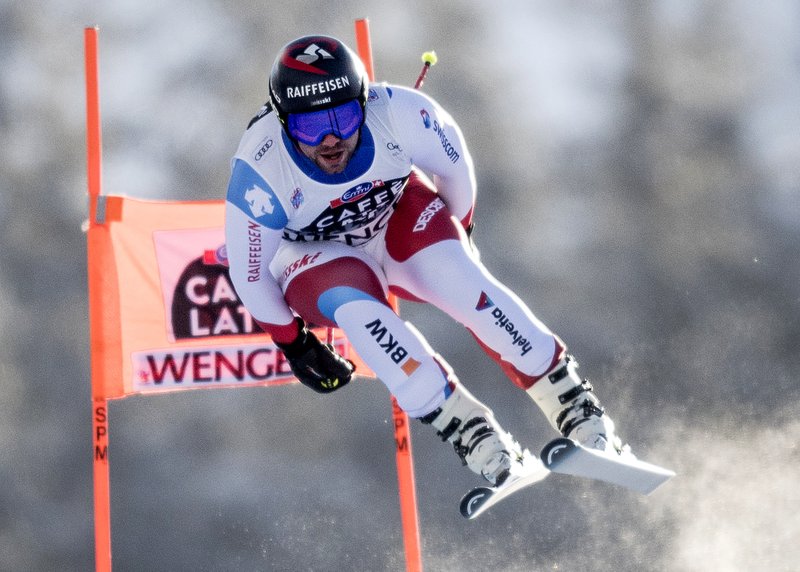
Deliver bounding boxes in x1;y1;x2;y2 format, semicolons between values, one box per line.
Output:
282;41;335;75
296;44;333;65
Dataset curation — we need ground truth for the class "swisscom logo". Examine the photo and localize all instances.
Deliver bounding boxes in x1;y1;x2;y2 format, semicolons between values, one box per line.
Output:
419;108;460;164
420;109;432;128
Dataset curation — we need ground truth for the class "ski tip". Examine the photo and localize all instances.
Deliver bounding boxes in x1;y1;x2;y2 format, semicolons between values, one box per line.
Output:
643;466;677;493
643;475;676;496
541;437;678;495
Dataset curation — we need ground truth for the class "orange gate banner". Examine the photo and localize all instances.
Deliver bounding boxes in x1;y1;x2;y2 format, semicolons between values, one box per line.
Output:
88;195;372;400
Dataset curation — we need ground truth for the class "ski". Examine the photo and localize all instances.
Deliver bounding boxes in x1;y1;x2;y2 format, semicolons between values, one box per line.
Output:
460;438;675;519
540;437;675;495
459;452;550;520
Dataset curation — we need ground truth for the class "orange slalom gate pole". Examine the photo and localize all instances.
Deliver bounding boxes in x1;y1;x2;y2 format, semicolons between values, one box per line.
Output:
85;27;102;227
84;25;113;572
354;18;423;572
354;19;375;85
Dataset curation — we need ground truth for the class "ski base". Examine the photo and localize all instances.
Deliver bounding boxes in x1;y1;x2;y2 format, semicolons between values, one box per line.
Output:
541;437;675;495
459;452;550;520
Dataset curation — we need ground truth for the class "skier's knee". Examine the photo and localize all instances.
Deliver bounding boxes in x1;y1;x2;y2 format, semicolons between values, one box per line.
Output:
391;355;454;418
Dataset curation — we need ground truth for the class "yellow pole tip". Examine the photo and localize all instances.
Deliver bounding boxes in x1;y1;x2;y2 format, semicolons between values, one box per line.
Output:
421;51;438;66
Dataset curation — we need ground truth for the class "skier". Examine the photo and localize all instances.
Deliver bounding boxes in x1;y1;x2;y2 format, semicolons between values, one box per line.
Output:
225;35;627;488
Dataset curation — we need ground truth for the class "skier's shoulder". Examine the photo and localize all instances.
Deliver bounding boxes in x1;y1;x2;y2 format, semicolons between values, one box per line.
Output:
371;82;434;108
234;102;283;164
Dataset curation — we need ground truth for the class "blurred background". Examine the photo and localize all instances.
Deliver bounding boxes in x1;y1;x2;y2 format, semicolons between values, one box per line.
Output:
1;1;798;570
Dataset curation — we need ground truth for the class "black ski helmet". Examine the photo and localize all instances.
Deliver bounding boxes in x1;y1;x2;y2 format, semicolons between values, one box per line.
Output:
268;35;369;128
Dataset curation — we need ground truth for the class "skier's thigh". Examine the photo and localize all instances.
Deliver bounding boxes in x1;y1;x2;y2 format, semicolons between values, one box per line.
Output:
270;240;390;327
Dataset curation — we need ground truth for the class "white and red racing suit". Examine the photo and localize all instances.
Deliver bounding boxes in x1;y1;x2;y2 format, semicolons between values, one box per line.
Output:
225;83;565;417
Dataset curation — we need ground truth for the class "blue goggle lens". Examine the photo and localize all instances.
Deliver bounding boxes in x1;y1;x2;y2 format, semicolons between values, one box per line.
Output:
287;99;364;146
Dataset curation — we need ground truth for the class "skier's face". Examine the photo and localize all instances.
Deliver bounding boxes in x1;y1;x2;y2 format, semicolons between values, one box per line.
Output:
287;98;364;174
296;131;359;174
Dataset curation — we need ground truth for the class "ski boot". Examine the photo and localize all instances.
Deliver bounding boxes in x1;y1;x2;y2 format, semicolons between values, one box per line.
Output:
527;355;628;455
420;383;523;486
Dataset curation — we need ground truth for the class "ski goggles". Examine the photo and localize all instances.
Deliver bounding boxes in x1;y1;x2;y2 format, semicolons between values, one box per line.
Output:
286;99;364;146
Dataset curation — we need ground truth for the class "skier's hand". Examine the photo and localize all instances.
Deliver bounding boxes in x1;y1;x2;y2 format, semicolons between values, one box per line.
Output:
275;319;355;393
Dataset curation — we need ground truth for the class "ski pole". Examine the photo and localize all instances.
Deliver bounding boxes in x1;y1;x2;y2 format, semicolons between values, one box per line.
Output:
414;51;438;89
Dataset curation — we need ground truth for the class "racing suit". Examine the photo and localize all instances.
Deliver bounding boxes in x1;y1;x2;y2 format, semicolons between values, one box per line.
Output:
225;83;564;418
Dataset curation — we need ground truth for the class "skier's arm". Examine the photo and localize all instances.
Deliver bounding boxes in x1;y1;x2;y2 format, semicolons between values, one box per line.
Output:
388;85;477;229
225;159;355;390
225;159;297;343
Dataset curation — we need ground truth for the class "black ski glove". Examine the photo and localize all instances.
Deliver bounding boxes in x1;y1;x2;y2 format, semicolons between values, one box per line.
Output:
275;319;355;394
